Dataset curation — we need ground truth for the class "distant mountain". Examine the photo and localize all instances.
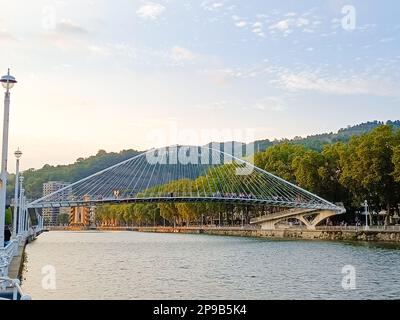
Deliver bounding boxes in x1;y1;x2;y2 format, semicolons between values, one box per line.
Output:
8;120;399;200
248;120;400;153
8;149;142;201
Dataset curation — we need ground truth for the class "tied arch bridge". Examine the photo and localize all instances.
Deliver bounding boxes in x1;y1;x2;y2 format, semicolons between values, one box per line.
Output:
27;145;345;230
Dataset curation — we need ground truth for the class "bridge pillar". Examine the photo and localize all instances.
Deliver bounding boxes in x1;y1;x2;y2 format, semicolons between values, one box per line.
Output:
254;209;342;231
260;220;277;230
308;210;339;229
295;214;314;230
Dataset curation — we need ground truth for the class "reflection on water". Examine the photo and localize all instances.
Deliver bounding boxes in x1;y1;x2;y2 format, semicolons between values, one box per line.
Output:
21;231;400;300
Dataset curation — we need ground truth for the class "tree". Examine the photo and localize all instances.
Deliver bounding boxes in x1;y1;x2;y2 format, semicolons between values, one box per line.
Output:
255;143;307;183
292;149;324;194
393;146;400;183
5;208;12;225
339;125;399;213
393;128;400;183
57;213;69;225
318;142;350;204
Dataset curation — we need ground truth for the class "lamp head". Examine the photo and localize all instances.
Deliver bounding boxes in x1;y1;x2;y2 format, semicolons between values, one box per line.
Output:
0;69;17;90
14;149;22;159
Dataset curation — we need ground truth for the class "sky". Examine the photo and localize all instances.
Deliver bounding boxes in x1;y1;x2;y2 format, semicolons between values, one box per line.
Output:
0;0;399;170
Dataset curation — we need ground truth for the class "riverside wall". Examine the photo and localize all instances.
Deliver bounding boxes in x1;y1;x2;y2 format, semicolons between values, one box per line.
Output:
46;226;400;243
88;226;400;243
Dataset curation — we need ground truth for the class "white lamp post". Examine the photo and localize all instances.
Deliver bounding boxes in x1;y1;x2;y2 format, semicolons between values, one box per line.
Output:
23;193;28;232
17;176;24;234
364;200;369;231
12;149;22;238
0;69;17;247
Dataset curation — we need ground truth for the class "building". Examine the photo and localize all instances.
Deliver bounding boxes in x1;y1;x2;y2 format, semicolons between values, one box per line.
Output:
69;195;96;228
42;181;72;226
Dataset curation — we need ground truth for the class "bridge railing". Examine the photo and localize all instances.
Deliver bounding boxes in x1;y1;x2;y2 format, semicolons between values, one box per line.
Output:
0;239;19;277
0;277;31;300
316;225;400;232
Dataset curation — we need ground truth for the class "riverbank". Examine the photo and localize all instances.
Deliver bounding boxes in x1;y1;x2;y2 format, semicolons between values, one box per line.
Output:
138;227;400;243
8;232;42;279
47;226;400;243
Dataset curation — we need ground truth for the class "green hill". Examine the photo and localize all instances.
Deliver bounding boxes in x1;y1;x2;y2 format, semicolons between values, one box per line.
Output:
7;149;141;201
250;120;400;153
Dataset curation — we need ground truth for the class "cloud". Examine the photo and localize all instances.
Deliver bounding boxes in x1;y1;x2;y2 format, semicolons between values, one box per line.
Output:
170;46;196;61
136;2;165;20
235;21;247;28
254;97;287;112
0;29;15;42
252;22;264;37
195;100;227;110
40;19;88;50
296;18;309;27
268;17;311;36
57;19;88;34
276;72;396;97
202;68;236;86
380;37;395;43
202;2;224;11
269;19;290;31
87;44;110;56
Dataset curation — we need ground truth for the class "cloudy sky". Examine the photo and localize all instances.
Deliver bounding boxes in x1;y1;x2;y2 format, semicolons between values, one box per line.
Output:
0;0;399;170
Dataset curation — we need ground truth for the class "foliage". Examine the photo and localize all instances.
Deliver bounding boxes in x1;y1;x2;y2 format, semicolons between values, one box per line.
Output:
7;149;141;201
7;121;400;226
57;213;70;225
255;125;400;214
250;120;400;153
5;208;12;225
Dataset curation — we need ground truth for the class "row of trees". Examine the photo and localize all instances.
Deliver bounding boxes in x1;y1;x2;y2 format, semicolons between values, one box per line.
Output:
255;125;400;216
96;202;274;227
93;125;399;227
252;120;400;153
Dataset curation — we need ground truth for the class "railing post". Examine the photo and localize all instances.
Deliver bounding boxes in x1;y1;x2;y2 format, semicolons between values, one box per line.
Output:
12;279;19;300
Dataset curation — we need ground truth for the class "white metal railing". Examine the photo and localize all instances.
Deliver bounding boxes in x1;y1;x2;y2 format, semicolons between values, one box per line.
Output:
0;277;31;300
0;239;19;277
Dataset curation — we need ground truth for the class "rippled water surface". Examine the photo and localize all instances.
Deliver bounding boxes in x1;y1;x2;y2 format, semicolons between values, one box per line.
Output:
21;231;400;299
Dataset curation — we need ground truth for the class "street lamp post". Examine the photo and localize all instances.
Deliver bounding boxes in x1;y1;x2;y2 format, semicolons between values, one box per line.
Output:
12;149;22;238
19;188;25;234
0;69;17;247
18;176;24;234
23;193;28;232
364;200;369;231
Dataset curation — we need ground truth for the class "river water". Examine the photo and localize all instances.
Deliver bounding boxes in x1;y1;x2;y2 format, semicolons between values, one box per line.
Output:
21;231;400;300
